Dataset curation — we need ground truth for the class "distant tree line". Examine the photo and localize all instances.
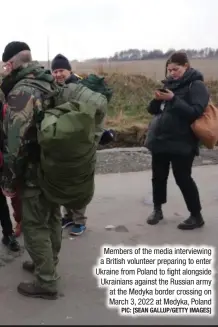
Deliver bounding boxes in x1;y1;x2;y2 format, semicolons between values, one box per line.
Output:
84;48;218;62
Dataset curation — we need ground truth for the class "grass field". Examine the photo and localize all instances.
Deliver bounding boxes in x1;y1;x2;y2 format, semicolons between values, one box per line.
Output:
34;58;218;80
79;60;218;131
72;58;218;80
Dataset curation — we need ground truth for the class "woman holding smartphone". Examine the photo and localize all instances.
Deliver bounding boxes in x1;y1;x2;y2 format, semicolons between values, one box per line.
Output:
145;51;209;230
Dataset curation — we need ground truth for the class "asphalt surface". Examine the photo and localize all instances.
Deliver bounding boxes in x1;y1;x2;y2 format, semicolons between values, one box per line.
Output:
0;165;218;325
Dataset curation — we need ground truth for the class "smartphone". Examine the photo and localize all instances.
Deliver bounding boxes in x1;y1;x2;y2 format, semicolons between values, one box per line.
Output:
157;88;168;93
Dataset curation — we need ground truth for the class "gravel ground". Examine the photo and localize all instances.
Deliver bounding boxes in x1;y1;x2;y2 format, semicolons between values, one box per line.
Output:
0;146;217;267
95;146;218;174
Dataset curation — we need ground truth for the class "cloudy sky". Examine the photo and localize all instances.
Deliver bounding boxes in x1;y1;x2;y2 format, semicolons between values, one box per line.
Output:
1;0;217;61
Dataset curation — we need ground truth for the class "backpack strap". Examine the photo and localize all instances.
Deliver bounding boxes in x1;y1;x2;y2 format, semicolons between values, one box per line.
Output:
18;80;58;99
17;79;63;111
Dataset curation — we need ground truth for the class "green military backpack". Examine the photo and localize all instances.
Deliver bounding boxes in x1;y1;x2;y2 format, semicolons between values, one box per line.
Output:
66;73;113;143
78;73;113;103
19;79;106;209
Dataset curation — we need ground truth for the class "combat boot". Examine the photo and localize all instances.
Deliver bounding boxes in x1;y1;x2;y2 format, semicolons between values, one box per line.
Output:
17;281;58;300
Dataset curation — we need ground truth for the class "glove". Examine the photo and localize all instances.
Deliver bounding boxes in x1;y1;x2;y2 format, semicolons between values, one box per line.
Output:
99;129;115;145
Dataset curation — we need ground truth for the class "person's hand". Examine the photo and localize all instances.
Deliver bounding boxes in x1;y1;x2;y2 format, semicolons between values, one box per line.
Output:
154;89;174;101
1;188;16;198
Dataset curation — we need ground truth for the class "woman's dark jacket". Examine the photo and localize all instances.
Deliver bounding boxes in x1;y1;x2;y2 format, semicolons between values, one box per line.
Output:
145;68;209;156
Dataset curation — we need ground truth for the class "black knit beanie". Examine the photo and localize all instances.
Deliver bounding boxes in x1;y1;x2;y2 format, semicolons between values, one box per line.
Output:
51;54;71;71
2;41;30;62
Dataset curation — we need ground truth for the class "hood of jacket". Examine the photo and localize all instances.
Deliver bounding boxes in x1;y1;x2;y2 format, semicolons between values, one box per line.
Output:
162;68;204;91
65;73;81;85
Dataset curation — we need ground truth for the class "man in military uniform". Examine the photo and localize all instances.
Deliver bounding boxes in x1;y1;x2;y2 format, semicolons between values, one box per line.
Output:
1;41;62;299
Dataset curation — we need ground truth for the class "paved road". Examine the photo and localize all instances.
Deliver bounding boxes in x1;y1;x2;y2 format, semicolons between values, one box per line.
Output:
0;165;218;325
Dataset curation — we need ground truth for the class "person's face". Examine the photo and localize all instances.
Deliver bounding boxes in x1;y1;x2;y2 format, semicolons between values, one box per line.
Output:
167;63;188;80
52;69;71;84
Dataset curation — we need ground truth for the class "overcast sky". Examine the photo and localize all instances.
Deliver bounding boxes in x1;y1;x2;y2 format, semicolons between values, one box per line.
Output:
1;0;217;61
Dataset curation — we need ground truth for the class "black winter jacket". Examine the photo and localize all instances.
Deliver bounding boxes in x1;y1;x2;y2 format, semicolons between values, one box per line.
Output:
145;68;209;156
65;73;81;84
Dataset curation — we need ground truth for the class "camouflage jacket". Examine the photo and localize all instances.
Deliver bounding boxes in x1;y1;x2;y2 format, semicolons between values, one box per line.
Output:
1;62;54;193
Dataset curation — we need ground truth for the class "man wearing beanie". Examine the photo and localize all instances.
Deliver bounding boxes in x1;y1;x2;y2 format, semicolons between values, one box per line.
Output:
51;54;87;237
51;54;114;237
51;54;82;85
1;41;62;300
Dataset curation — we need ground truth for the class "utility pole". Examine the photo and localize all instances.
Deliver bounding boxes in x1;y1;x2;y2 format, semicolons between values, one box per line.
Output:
47;36;50;70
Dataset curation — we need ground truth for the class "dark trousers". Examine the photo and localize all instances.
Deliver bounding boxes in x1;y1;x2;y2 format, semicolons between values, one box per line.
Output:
0;188;13;237
151;153;201;215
